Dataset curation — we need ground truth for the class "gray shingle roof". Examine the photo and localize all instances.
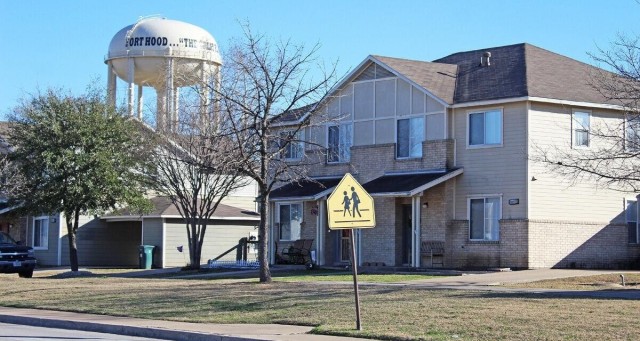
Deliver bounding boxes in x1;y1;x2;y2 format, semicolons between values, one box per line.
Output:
433;43;611;105
104;196;260;220
272;43;617;124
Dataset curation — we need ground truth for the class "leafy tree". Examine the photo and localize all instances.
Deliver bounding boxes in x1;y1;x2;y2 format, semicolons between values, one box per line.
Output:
6;87;152;271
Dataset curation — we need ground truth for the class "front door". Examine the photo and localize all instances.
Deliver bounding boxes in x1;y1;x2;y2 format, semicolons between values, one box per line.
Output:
402;205;412;265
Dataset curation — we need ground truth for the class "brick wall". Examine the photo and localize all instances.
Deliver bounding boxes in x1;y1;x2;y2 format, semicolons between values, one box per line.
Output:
446;219;528;269
528;220;640;269
360;197;396;266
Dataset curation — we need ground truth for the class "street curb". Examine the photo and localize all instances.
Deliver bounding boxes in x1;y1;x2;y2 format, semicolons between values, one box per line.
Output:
0;313;264;341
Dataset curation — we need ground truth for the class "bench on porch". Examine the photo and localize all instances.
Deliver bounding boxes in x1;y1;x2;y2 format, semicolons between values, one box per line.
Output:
281;239;314;265
421;240;445;267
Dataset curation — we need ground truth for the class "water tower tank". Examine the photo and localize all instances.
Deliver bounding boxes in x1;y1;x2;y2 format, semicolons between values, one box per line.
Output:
105;17;221;130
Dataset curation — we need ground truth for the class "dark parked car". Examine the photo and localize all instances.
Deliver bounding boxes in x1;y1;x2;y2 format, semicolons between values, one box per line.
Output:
0;231;36;278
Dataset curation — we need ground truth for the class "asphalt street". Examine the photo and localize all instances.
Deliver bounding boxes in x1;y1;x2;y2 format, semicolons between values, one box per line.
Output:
0;322;164;341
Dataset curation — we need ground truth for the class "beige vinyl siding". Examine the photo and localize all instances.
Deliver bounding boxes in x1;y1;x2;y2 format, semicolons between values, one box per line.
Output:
375;79;395;118
426;96;444;114
163;218;258;268
528;102;628;222
454;102;528;220
141;218;163;268
354;121;374;146
375;119;394;144
354;82;374;120
426;113;445;140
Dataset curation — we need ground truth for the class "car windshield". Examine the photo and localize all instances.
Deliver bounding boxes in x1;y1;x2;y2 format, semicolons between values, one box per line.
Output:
0;232;17;245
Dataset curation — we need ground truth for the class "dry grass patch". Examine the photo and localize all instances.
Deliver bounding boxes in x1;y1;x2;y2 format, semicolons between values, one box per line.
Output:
1;275;639;340
509;273;640;290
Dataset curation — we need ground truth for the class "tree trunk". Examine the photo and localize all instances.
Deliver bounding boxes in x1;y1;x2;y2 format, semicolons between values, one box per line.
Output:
258;194;271;283
188;219;201;270
66;211;79;272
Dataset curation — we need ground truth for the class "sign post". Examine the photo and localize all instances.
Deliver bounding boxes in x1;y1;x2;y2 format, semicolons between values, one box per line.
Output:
327;173;375;331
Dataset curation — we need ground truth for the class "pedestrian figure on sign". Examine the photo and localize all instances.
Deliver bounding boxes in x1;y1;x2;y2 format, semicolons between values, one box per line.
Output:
342;191;351;216
351;187;361;217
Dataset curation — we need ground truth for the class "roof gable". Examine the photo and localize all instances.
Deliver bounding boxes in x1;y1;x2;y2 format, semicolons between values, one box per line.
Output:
371;56;457;105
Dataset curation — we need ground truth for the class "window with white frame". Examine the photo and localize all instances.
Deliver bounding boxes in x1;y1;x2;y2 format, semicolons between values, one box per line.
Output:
32;216;48;249
469;197;501;241
278;203;302;241
397;117;425;158
626;114;640;151
468;109;502;147
625;199;638;244
327;123;352;163
572;110;590;147
279;130;304;160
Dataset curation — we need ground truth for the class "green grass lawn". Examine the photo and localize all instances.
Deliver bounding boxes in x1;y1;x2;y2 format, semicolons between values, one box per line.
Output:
1;271;639;340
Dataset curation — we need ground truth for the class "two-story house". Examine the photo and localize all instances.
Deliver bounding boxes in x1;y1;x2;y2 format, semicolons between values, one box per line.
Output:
269;43;640;269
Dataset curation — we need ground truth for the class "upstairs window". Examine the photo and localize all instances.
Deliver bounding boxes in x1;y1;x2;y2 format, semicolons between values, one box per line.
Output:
572;110;590;147
626;199;638;244
279;130;304;160
469;197;500;241
397;117;425;158
468;109;502;147
327;124;352;163
626;114;640;151
32;216;48;250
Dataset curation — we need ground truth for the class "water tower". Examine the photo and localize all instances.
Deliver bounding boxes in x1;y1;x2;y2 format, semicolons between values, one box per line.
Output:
105;17;221;131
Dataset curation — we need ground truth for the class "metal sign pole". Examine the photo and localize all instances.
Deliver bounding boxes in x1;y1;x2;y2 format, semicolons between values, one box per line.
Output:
349;229;362;331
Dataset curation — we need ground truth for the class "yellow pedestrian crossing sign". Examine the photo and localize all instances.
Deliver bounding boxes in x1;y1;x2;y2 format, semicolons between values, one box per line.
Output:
327;173;375;229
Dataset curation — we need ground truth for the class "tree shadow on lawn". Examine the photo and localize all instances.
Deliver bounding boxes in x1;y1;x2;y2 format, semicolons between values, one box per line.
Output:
452;288;640;301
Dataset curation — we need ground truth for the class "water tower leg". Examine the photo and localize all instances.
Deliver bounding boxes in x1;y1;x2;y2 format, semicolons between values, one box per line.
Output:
156;87;167;132
137;85;143;120
107;62;117;108
214;65;221;128
173;87;179;129
200;61;210;126
166;58;175;131
127;58;135;117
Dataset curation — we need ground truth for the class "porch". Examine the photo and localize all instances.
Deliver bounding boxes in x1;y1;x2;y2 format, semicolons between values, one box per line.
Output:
269;169;462;268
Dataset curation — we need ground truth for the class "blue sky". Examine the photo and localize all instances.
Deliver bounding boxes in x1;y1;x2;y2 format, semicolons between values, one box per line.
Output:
1;0;639;118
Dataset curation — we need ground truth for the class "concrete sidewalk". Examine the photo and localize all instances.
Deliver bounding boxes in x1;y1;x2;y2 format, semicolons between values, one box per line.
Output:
0;307;375;341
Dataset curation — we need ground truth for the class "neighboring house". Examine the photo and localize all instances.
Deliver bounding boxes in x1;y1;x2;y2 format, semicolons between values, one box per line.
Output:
269;43;640;269
31;190;259;268
0;123;260;268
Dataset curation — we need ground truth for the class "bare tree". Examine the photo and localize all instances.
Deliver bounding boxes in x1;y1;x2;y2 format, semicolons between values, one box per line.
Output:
208;26;337;282
147;101;249;270
533;34;640;192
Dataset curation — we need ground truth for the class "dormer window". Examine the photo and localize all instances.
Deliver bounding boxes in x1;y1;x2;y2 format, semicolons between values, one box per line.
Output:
327;123;352;163
280;130;304;160
397;117;424;158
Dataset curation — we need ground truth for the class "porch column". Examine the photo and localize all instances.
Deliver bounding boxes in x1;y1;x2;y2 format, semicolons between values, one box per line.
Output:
316;200;326;266
411;195;422;267
269;202;276;265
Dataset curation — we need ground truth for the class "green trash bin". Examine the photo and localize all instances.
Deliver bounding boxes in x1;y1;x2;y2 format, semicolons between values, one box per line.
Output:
138;245;155;269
